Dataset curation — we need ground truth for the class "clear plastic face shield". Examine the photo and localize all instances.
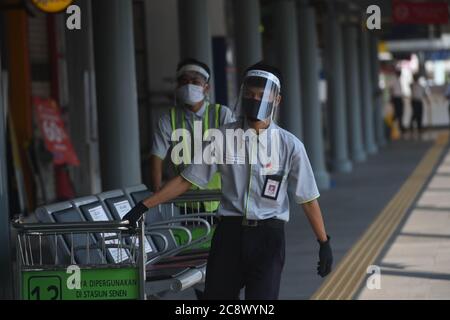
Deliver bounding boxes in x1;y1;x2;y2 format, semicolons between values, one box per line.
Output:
234;70;281;122
175;64;210;108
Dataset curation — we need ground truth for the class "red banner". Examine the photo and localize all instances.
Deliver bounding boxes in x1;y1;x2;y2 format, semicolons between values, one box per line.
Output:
392;1;449;24
33;97;80;166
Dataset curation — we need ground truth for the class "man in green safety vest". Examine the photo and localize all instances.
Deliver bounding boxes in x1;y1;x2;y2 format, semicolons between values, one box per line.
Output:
149;58;234;212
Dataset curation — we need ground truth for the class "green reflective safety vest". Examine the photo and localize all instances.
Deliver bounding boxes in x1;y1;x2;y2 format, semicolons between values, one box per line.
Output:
170;104;221;212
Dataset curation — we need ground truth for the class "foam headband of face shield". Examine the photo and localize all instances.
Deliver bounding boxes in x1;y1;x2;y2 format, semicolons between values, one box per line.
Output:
177;64;210;81
244;69;281;90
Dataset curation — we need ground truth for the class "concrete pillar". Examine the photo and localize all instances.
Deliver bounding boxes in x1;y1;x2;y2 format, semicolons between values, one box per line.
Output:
343;24;367;163
272;0;302;140
370;33;387;147
232;0;263;79
324;2;352;172
298;1;330;190
0;41;13;299
65;0;101;195
178;0;215;101
359;26;378;155
92;0;142;190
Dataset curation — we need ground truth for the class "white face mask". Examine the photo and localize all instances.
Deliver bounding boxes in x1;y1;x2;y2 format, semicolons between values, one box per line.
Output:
176;84;205;106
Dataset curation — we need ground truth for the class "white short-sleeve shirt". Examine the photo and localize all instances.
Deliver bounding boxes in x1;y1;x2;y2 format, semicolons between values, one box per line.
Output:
181;119;320;222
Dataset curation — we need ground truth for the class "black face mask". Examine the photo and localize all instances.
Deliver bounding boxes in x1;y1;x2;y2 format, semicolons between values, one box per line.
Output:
242;98;263;121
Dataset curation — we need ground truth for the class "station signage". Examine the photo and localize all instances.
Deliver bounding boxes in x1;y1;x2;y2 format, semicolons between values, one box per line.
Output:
393;1;449;24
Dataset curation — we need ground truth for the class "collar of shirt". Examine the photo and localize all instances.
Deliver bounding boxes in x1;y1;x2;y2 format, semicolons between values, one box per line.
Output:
182;102;207;120
241;118;276;149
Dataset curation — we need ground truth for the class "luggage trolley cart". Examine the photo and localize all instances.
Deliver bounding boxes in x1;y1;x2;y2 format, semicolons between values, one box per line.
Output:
159;190;221;250
13;220;148;300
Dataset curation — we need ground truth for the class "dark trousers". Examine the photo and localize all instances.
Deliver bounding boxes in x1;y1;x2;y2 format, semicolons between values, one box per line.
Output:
410;100;423;133
392;97;405;133
203;217;285;300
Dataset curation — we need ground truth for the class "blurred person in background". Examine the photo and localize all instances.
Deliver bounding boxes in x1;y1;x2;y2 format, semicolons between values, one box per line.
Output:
389;69;405;136
444;76;450;129
409;74;430;138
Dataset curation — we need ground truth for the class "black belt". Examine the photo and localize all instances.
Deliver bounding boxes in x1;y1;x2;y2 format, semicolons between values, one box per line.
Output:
218;216;285;228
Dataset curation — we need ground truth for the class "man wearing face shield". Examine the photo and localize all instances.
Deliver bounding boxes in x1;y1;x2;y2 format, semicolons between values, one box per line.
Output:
124;62;332;300
237;69;281;123
149;58;234;213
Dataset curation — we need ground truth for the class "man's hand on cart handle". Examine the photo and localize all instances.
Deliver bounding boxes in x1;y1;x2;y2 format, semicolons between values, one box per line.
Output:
122;175;193;228
122;202;149;229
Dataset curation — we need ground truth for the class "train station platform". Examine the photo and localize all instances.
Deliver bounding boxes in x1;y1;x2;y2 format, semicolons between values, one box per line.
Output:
4;0;450;302
307;130;449;300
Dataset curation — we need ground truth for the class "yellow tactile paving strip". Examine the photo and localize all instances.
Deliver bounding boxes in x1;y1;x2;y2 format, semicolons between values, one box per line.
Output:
311;132;449;300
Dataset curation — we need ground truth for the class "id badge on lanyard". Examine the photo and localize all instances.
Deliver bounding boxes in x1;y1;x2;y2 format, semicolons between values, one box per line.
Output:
261;174;283;200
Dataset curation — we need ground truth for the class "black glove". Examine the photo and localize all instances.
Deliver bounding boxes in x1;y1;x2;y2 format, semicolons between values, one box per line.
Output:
122;202;148;229
317;235;333;277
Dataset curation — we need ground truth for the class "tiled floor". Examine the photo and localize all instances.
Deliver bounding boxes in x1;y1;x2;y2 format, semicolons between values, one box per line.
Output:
356;148;450;300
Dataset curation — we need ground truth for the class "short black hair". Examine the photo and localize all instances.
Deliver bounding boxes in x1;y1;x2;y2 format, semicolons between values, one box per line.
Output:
177;58;211;81
244;61;283;89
